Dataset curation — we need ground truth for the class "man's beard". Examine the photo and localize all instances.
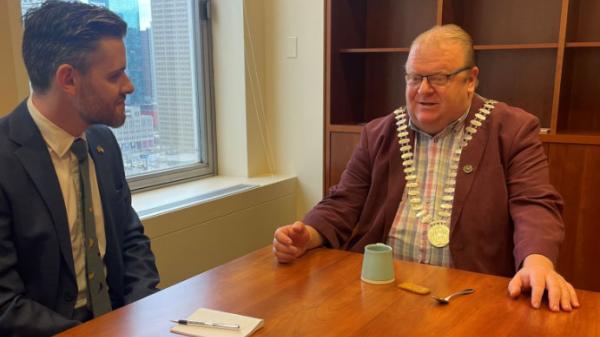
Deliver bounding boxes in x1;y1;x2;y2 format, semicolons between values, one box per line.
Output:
76;94;127;128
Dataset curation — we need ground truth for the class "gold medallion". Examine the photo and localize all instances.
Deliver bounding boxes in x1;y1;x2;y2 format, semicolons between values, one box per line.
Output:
428;220;450;248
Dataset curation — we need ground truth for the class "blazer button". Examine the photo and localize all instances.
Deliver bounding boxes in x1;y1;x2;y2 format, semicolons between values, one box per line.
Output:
462;164;473;174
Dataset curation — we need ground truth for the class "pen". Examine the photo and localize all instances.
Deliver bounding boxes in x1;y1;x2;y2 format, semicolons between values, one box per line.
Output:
170;319;241;330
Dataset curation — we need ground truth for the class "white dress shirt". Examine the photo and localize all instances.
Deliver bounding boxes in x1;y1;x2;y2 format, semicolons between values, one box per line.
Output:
27;97;107;309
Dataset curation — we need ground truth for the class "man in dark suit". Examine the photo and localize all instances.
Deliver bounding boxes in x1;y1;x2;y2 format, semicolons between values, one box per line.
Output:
0;2;160;336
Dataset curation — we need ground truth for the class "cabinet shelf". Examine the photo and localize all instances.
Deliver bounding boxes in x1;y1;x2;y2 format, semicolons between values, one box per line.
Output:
328;124;600;146
474;43;558;50
339;48;409;54
566;42;600;48
327;124;363;133
327;123;600;145
541;133;600;145
339;43;560;54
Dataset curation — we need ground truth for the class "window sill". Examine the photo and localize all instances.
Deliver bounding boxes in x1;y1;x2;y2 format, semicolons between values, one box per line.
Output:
132;174;297;238
132;174;296;219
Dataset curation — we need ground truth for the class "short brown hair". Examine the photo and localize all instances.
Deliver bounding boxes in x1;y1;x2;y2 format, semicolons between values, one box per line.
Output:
22;0;127;93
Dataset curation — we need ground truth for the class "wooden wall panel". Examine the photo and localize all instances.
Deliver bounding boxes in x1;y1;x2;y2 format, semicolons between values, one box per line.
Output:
557;48;600;133
443;0;562;44
329;132;361;189
331;55;366;124
364;53;407;122
365;0;437;48
566;0;600;42
476;49;556;128
547;142;600;291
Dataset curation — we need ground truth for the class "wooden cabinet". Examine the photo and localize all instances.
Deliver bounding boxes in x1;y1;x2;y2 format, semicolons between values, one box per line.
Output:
325;0;600;291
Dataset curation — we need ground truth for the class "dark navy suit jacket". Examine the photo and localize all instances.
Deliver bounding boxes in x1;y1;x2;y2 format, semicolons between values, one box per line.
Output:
0;100;160;336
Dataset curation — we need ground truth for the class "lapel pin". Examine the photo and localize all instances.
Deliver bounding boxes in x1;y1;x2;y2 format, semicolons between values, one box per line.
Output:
462;164;473;174
96;145;105;154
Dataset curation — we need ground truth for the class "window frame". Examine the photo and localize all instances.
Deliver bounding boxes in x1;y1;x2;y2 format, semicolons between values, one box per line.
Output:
126;0;217;191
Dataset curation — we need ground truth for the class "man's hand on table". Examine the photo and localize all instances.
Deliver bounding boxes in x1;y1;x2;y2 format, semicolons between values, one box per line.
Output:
508;254;579;312
272;221;323;263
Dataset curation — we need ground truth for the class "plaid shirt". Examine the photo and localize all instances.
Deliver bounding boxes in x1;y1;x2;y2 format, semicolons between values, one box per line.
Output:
387;111;468;267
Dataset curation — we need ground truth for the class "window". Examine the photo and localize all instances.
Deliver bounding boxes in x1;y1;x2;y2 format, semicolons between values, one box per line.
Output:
20;0;216;190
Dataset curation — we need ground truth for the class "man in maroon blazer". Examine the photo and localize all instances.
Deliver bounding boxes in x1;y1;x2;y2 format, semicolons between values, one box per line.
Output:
273;24;579;312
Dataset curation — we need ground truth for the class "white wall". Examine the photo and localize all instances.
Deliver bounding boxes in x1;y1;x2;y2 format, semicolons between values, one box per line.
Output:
212;0;324;216
212;0;249;177
244;0;325;216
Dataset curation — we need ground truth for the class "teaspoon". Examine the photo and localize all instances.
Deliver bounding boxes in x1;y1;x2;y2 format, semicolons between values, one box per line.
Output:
432;288;475;304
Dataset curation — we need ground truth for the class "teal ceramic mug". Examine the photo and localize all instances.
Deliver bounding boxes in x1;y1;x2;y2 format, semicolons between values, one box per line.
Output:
361;243;395;284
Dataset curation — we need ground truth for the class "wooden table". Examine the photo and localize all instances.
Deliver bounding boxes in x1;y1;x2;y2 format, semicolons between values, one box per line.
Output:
57;246;600;337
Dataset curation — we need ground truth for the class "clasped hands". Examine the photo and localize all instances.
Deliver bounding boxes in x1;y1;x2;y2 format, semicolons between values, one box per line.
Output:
273;222;580;312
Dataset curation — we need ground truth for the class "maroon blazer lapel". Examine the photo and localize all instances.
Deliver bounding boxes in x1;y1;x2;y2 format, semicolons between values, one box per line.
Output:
451;95;490;233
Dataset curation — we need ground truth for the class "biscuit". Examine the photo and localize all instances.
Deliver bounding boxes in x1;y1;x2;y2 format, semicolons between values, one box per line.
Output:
397;281;431;295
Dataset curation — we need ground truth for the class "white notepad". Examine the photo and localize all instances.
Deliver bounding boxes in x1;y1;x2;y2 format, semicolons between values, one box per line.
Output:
170;308;264;337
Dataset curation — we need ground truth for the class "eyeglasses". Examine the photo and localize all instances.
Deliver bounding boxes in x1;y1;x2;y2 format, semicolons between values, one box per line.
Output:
404;66;473;87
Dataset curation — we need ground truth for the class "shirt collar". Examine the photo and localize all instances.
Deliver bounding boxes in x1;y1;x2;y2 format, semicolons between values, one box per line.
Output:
27;96;84;159
408;104;471;139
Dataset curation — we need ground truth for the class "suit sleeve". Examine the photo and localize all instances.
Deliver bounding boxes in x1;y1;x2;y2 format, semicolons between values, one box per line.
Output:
304;125;374;248
0;187;79;337
506;114;564;269
119;184;160;304
109;134;160;304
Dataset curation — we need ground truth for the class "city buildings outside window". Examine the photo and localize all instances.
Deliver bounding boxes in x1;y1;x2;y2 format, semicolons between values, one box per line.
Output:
21;0;216;190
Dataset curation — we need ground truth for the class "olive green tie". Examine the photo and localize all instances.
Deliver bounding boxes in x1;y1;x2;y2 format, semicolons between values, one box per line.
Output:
71;138;111;317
